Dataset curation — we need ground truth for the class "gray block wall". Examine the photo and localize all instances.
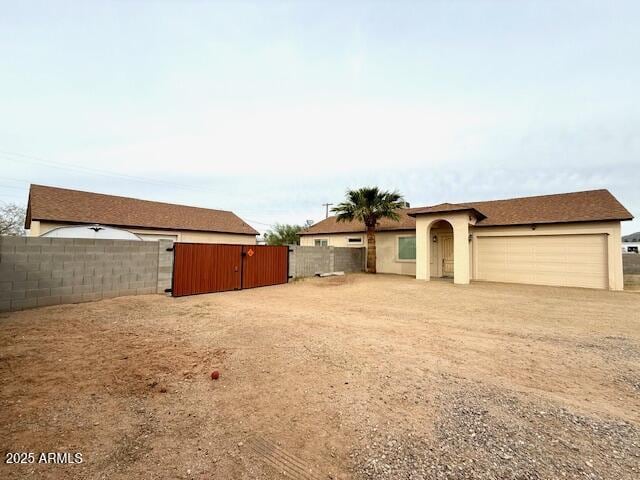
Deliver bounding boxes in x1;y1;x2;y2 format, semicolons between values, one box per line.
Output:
288;246;364;278
0;237;174;312
623;254;640;274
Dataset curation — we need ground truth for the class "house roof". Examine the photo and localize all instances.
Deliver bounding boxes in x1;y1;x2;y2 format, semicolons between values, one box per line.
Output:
25;184;259;235
407;189;633;226
300;189;633;235
299;209;416;235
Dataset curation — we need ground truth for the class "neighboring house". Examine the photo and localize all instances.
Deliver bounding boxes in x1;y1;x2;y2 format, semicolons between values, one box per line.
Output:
25;185;258;244
622;231;640;254
300;189;633;290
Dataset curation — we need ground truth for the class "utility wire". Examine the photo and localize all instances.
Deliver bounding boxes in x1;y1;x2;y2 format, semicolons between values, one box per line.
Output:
0;148;289;227
0;149;296;214
0;149;216;193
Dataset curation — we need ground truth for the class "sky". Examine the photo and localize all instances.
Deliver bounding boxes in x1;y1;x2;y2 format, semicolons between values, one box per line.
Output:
1;0;638;235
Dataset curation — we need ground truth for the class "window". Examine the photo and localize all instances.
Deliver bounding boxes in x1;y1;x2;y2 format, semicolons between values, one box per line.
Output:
629;246;639;253
398;236;416;260
347;237;362;244
314;239;328;247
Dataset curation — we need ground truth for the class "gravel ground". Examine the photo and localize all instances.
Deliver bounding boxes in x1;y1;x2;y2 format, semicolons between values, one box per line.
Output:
356;377;640;479
1;274;639;479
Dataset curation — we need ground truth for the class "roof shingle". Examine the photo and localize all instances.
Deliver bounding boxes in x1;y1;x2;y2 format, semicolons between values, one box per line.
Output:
26;185;259;235
301;189;632;235
408;189;633;226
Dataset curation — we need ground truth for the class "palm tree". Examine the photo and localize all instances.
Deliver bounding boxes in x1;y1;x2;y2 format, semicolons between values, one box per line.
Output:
332;187;405;273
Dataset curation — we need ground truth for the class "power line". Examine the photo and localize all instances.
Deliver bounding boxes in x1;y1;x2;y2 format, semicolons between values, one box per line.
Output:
0;149;216;193
0;149;298;214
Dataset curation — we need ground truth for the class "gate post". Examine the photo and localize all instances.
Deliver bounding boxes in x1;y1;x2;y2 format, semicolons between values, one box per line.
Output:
157;239;174;294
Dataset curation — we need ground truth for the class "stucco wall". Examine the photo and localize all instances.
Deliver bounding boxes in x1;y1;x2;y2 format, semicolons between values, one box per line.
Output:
299;233;365;248
29;221;256;245
300;231;416;275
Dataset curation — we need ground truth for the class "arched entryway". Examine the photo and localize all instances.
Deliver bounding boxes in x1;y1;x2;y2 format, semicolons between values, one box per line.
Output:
414;210;472;285
428;220;455;278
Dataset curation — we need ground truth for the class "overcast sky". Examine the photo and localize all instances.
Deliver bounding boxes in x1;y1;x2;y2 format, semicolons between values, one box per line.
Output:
1;1;638;234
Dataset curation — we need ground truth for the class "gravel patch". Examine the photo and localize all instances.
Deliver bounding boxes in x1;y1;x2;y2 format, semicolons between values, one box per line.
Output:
355;384;640;480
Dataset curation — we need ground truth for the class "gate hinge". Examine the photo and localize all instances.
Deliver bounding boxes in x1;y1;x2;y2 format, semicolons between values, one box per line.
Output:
166;247;174;252
164;288;172;293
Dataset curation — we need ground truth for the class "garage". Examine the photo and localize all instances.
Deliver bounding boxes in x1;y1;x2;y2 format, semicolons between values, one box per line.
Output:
476;234;608;289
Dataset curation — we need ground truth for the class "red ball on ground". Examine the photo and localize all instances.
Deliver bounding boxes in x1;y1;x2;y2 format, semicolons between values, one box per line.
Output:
211;370;220;380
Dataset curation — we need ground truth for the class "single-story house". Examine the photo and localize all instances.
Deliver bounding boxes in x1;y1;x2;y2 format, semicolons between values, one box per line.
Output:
25;184;258;244
300;189;633;290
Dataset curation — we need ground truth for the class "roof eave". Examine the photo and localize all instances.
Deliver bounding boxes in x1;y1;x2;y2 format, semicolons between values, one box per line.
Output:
30;218;259;236
407;207;486;220
475;217;633;227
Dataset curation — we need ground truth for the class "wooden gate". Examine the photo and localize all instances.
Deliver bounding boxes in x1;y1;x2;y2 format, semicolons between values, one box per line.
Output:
171;244;289;297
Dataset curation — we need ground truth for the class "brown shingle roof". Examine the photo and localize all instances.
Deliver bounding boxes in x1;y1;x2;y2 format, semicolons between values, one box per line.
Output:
301;190;632;235
299;209;416;235
26;184;259;235
407;189;633;226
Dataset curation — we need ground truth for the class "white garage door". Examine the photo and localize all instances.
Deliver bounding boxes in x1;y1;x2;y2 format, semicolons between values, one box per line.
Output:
476;234;608;289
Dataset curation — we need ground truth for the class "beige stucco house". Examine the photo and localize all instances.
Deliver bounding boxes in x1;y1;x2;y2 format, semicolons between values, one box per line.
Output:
25;184;258;244
300;189;633;290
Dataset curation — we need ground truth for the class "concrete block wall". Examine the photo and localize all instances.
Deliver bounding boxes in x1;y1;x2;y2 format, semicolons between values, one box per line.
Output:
333;246;366;273
623;254;640;274
623;254;640;288
0;237;172;312
288;246;365;278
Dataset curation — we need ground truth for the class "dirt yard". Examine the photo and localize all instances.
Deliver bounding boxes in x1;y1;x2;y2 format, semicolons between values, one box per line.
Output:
1;274;639;480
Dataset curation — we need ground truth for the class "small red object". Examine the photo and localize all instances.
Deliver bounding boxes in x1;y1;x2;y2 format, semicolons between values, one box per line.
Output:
211;370;220;380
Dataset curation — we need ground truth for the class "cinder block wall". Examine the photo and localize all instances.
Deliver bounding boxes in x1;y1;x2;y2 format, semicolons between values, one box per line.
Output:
623;254;640;288
288;246;364;278
0;237;174;312
333;246;366;273
623;254;640;274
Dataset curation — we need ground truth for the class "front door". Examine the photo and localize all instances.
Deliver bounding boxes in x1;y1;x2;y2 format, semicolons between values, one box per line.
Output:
441;235;454;277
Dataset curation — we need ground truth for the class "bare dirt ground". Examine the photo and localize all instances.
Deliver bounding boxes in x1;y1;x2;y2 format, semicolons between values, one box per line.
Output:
1;274;640;480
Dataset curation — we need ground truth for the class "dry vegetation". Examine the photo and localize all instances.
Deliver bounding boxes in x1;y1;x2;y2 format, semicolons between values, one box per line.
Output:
1;274;639;479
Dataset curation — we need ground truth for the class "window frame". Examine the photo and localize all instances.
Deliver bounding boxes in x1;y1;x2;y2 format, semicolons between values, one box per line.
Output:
347;236;363;245
314;238;329;247
396;234;417;262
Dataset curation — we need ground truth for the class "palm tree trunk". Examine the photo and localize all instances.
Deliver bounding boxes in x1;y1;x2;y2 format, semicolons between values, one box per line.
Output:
366;227;376;273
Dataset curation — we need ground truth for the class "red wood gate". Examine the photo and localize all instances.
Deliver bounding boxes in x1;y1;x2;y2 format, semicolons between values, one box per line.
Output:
171;244;289;297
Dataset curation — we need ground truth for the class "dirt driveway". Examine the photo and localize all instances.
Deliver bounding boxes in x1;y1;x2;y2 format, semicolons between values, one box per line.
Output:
1;274;639;479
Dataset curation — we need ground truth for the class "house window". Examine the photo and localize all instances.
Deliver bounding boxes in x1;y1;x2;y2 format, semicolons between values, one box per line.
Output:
314;239;328;247
347;237;362;244
398;236;416;260
629;246;639;253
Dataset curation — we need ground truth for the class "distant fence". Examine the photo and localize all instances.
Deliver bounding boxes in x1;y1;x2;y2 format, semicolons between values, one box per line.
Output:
623;254;640;274
623;254;640;289
288;246;365;278
0;237;173;312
